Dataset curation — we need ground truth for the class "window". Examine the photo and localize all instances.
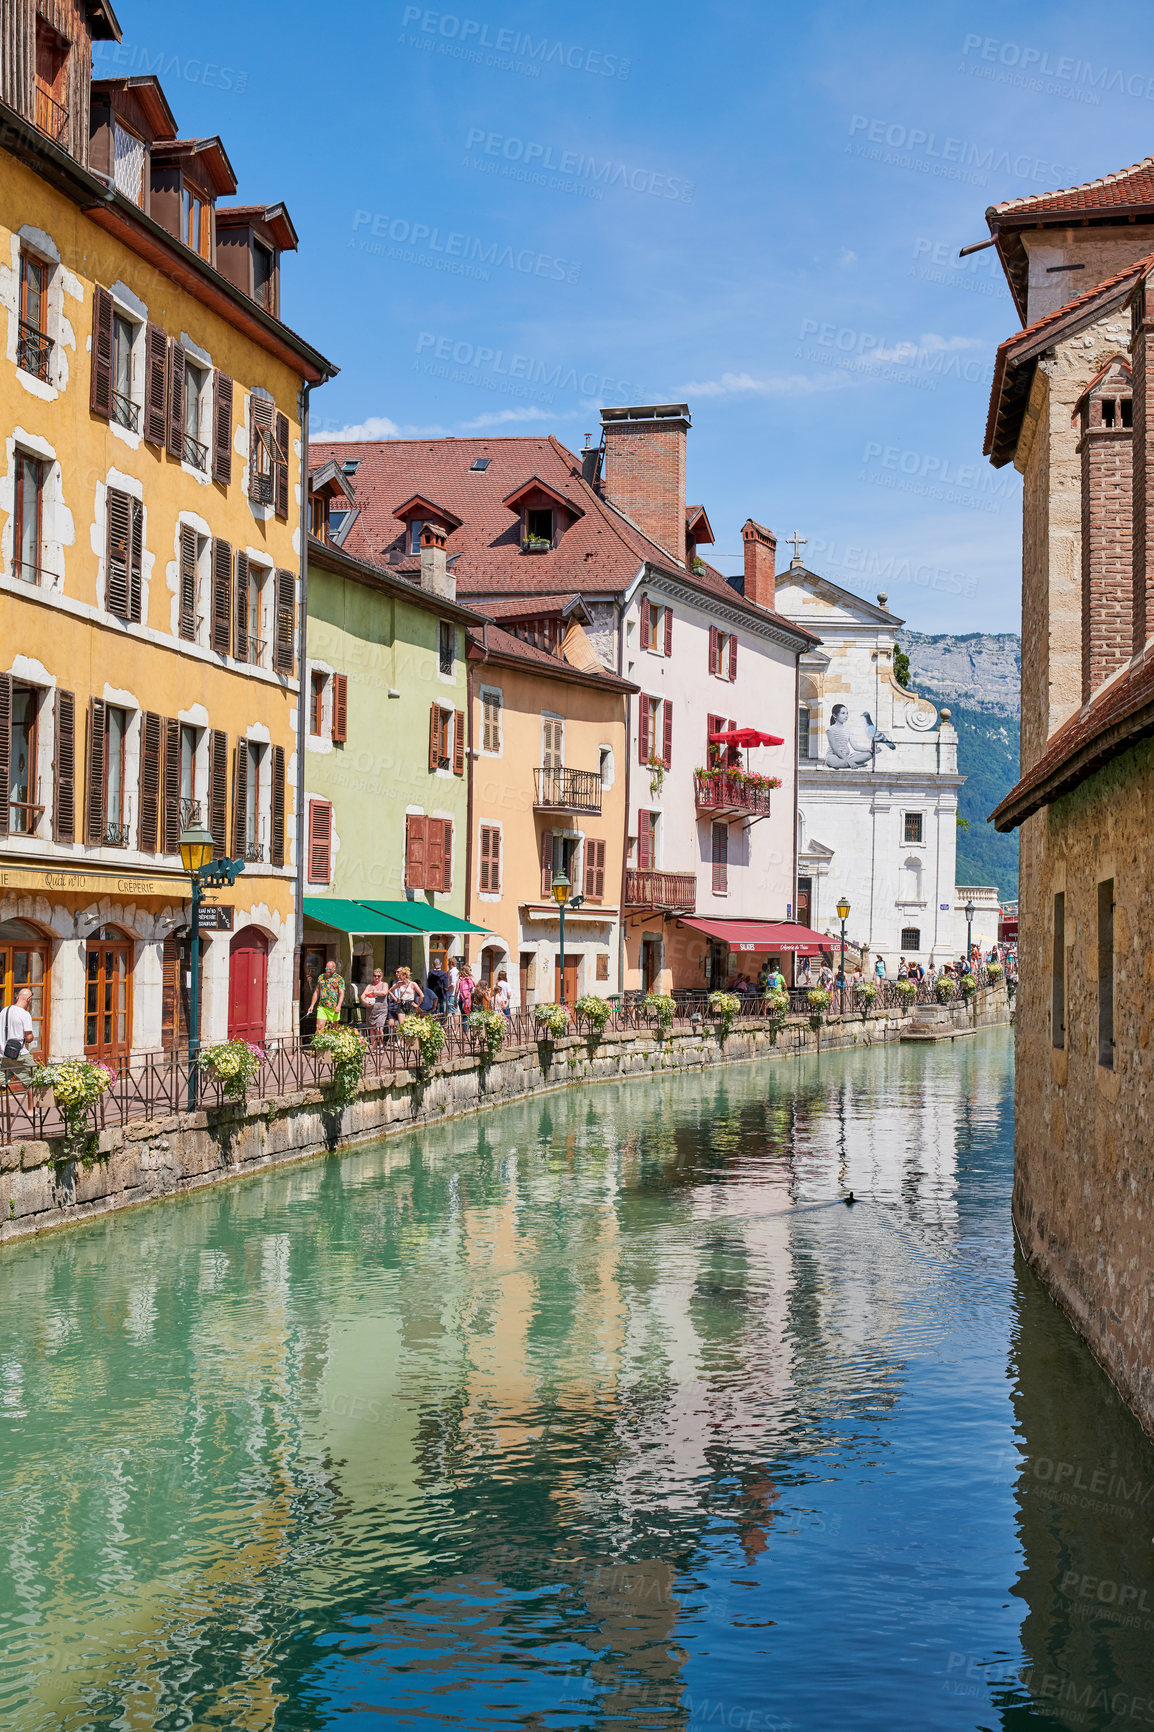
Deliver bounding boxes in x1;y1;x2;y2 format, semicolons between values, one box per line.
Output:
901;927;921;951
105;488;143;623
599;746;614;788
711;822;728;893
103;705;130;846
439;620;455;675
309;494;326;540
310;671;327;737
405;814;453;891
111;313;139;431
470;456;490;471
181;184;209;258
178;723;201;827
238;560;266;663
525;507;553;547
640;697;673;769
112;121;146;205
709;627;737;681
903;812;924;843
798;706;811;760
408;519;426;554
253;239;274;311
84;927;132;1065
482;689;502;754
249;396;288;515
1098;878;1114;1069
429;704;452;770
308;800;333;884
1052;892;1065;1051
584;838;606;900
12;452;44;584
639;595;673;656
17;251;51;382
542;715;564;771
479;824;501;893
638;809;659;870
242;740;264;861
183;363;207;469
178;523;205;643
7;684;42;835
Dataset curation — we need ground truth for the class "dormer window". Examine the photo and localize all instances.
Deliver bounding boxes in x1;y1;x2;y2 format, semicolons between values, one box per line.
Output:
253;239;274;311
525;508;553;549
310;495;326;540
181;185;207;256
409;519;426;554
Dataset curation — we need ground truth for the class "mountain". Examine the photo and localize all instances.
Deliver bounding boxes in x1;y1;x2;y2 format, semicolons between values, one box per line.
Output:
896;632;1021;900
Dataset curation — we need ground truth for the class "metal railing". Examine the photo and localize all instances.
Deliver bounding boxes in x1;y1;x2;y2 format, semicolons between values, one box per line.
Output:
182;431;209;472
103;820;131;848
34;86;68;142
17;319;52;382
243;840;265;864
694;770;775;817
111;390;141;433
235;635;266;666
624;868;696;911
533;766;603;813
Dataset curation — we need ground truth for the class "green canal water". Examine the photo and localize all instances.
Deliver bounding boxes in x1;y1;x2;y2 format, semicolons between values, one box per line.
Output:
2;1029;1154;1731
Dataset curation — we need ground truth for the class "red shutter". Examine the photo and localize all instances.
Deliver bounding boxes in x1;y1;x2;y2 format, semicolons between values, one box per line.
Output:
90;285;113;418
664;606;673;656
274;410;290;519
271;744;286;867
452;709;465;775
144;324;167;444
540;829;554;896
106;487;131;618
584;838;605;900
405;813;427;890
274;569;295;673
85;698;106;843
640;595;651;650
429;703;440;772
308;800;332;883
231;739;248;856
138;711;161;852
440;820;453;892
212;371;234;484
662;700;673;769
0;674;10;838
167;341;186;458
638;810;652;871
728;633;738;681
209;728;227;858
233;551;249;661
211;539;232;655
426;818;444;890
332;674;348;744
162;718;180;853
638;695;650;764
53;688;75;843
708;625;719;675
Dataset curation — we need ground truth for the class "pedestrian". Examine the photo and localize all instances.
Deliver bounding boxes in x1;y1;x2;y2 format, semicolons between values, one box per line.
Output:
448;956;460;1014
308;960;345;1029
769;963;786;994
457;964;475;1016
493;969;512;1023
897;957;908;979
1;987;36;1091
874;955;887;981
388;965;422;1025
426;957;450;1015
362;968;390;1047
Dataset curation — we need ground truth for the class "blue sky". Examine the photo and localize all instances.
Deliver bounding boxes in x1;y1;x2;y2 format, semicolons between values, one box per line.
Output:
99;0;1154;632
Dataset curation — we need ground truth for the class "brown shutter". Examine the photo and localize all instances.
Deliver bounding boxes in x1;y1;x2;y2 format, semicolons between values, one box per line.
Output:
273;569;295;673
540;829;554;897
427;818;445;892
0;673;10;838
53;688;75;843
638;809;651;871
233;551;249;661
144;324;167;444
405;813;427;889
428;703;440;772
709;625;719;676
308;800;332;884
231;740;248;856
249;394;272;501
480;825;500;893
106;487;130;618
584;838;605;900
162;718;181;852
664;606;673;656
662;699;673;769
212;370;233;483
452;708;465;775
332;674;348;744
639;595;651;650
728;633;738;681
137;711;161;852
128;496;143;623
85;698;107;843
179;525;198;641
211;539;232;655
167;341;186;458
209;727;227;858
90;285;113;418
274;410;289;519
440;820;453;892
271;744;286;867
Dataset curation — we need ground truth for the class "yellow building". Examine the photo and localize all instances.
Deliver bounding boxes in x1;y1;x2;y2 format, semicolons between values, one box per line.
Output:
0;14;335;1062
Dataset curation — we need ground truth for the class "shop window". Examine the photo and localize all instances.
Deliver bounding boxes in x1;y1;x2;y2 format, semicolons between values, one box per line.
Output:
0;918;51;1058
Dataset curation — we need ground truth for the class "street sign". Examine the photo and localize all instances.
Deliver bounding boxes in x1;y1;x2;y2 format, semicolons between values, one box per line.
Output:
197;905;234;931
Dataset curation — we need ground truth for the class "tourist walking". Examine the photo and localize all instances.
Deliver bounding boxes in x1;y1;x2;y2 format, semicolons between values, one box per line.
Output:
308;961;345;1029
457;964;475;1016
1;987;36;1090
362;969;391;1047
874;955;887;981
448;958;460;1014
387;966;422;1026
493;970;512;1023
426;959;450;1016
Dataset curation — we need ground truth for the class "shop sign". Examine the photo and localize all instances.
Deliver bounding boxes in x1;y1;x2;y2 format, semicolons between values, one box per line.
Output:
738;942;757;951
0;865;177;896
197;905;234;931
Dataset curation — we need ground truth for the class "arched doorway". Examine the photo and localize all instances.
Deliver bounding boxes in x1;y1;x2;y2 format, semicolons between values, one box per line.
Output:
84;926;133;1066
228;927;269;1045
0;919;52;1058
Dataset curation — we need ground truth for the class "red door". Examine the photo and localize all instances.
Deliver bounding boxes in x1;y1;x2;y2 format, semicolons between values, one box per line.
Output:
228;927;268;1044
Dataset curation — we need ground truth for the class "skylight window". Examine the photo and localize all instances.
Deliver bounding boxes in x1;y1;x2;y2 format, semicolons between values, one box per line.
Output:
470;456;491;471
341;459;361;476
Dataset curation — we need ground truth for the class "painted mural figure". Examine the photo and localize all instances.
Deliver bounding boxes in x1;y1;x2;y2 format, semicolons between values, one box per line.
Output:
825;705;874;768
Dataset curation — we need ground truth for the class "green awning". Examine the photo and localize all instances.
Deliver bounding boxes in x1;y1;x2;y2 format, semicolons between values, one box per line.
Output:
302;898;420;936
358;899;495;937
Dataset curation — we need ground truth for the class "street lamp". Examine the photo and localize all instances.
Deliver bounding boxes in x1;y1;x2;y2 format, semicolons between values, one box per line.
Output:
836;894;850;1016
179;820;245;1111
552;867;573;1003
965;898;975;969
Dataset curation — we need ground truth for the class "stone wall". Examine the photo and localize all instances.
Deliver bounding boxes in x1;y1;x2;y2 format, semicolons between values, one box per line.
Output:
0;994;1008;1246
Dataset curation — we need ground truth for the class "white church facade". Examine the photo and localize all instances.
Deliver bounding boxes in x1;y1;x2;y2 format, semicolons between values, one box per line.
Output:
772;557;969;969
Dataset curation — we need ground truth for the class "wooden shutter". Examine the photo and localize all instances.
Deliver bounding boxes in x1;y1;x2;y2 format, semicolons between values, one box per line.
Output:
249;394;272;501
274;410;289;519
212;371;233;483
85;697;106;843
439;820;453;892
209;728;227;858
428;703;441;772
639;595;651;650
712;822;728;893
106;487;130;618
0;674;10;838
233;551;249;661
480;825;500;892
211;539;232;655
584;838;605;900
664;606;673;656
662;699;673;769
638;809;652;871
638;695;650;764
128;496;143;624
90;284;113;418
405;813;427;890
308;800;332;883
143;324;167;444
167;341;186;458
540;829;554;896
332;674;348;744
232;739;248;856
728;633;738;681
426;818;445;892
178;525;198;641
708;625;719;676
273;569;295;673
271;744;286;867
137;711;161;852
53;687;75;843
162;718;180;852
452;708;465;775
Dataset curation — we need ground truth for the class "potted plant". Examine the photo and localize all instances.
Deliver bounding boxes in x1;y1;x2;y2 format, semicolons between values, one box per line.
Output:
311;1024;369;1100
642;993;676;1037
708;990;741;1038
934;976;957;1004
763;989;790;1043
806;987;832;1031
533;1002;570;1040
854;980;879;1022
197;1038;262;1101
395;1015;444;1078
522;534;552;552
34;1057;115;1146
959;973;978;997
646;756;665;797
468;1008;507;1064
574;995;612;1042
894;978;917;1007
986;961;1004;980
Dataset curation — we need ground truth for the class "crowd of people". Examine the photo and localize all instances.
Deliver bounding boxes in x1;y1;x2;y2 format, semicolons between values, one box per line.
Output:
304;958;515;1047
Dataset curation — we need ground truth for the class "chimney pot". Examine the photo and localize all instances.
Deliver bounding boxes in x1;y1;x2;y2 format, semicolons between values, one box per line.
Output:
741;518;777;609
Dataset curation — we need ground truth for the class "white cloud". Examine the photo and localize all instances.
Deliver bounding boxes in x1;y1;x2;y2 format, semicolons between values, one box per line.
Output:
683;370;854;398
871;332;987;364
319;415;403;441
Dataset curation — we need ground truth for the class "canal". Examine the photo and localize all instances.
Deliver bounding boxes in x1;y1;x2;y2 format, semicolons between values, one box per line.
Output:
2;1029;1153;1731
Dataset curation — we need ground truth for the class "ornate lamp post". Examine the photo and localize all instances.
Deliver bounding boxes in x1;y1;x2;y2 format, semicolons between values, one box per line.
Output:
965;898;975;969
836;894;850;1016
552;868;570;1003
179;821;246;1111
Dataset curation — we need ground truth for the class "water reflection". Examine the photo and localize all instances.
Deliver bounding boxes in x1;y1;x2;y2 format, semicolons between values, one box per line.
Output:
0;1032;1152;1729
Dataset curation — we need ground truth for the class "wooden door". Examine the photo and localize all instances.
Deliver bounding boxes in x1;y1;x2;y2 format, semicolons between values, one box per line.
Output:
85;932;132;1064
519;951;533;1007
0;924;51;1059
228;926;269;1045
554;954;579;1004
642;938;661;994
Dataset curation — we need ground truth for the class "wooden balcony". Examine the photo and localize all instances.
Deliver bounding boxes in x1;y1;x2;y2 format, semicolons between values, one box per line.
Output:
625;869;696;912
534;767;603;815
34;85;68;143
694;770;775;820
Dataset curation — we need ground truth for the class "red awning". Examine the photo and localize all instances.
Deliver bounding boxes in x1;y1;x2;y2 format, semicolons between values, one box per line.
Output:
707;728;784;747
678;918;834;954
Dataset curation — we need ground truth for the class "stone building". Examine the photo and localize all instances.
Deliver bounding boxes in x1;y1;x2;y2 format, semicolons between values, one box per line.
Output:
986;158;1154;1434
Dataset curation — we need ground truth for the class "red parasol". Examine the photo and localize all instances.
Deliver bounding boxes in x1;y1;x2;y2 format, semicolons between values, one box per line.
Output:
707;728;783;747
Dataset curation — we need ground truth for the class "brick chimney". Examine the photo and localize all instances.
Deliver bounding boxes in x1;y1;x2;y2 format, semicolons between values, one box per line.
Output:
419;521;454;600
1132;281;1154;653
741;519;777;609
599;404;690;566
1076;358;1132;700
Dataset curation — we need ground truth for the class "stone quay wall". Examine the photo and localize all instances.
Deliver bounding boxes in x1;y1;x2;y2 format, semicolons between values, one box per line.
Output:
0;988;1010;1247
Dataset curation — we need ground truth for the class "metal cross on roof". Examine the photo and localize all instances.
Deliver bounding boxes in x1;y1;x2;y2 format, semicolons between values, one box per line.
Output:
787;530;807;562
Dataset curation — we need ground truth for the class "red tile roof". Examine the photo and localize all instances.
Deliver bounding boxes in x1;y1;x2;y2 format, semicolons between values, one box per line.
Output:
990;158;1154;220
467;623;637;693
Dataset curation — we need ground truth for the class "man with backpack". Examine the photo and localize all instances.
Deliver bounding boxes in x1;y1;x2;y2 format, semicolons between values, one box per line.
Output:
1;988;36;1089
